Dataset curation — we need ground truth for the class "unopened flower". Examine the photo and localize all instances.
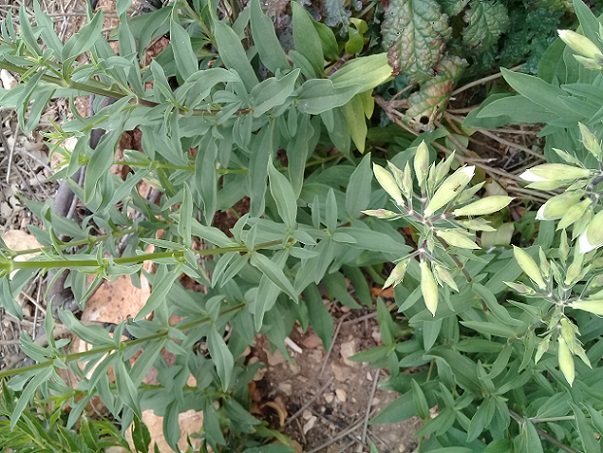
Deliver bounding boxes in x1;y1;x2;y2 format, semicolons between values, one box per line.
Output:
579;210;603;253
571;299;603;316
424;166;475;216
420;260;439;317
383;259;410;288
361;209;401;219
513;246;546;290
536;193;582;221
373;163;404;206
435;229;479;249
579;123;602;159
414;141;430;188
558;199;592;230
558;30;603;60
557;336;575;386
520;164;591;182
453;196;513;217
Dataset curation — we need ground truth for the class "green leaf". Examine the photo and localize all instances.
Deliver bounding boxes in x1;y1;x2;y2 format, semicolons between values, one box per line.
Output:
330;53;393;92
250;0;290;74
574;0;602;49
163;401;180;451
33;0;63;57
268;160;297;229
462;1;509;51
381;0;451;82
500;68;567;113
439;0;470;16
342;94;368;152
18;5;41;57
460;320;520;338
213;20;259;91
297;79;358;115
11;368;53;428
62;10;103;60
314;21;340;61
132;415;152;453
291;2;324;77
249;123;275;217
208;327;234;390
250;69;300;117
178;186;193;246
136;266;181;320
170;19;198;80
569;402;601;453
305;284;334;350
467;397;495;442
250;252;298;302
411;379;430;419
475;94;558;124
115;359;141;414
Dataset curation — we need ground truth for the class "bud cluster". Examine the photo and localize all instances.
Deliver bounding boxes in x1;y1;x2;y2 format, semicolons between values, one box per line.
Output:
520;124;603;254
367;141;513;316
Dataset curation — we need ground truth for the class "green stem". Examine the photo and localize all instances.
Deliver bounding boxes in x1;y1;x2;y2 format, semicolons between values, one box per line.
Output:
11;239;284;271
10;228;139;257
0;303;245;379
529;415;576;423
510;410;579;453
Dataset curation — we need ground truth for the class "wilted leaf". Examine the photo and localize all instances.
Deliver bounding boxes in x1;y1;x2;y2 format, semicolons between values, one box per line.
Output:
404;55;467;130
382;0;451;82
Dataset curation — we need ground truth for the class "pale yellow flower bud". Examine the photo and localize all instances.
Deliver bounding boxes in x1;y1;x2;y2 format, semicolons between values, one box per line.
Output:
373;163;404;206
579;123;602;159
571;299;603;316
520;164;591;182
557;336;575;386
557;198;592;230
414;141;430;188
535;336;550;363
424;166;475;216
433;264;458;292
420;260;439;317
536;193;582;221
453;196;513;217
435;229;479;249
361;209;401;219
579;210;603;253
383;259;410;289
513;246;546;290
558;30;603;60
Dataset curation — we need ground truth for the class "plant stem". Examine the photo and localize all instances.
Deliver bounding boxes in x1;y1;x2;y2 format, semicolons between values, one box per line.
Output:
11;239;284;271
0;303;246;379
510;410;579;453
530;415;576;423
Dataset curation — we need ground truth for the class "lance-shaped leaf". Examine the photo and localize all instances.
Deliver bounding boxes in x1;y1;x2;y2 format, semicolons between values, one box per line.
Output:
462;1;509;51
424;165;474;215
382;0;451;83
513;247;546;290
404;55;467;130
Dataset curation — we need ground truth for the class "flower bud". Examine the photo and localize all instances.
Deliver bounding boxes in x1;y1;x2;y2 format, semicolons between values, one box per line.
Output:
504;281;536;295
579;123;602;159
420;260;439;317
383;259;410;289
402;163;413;199
535;336;550;363
536;192;582;221
520;164;591;182
459;219;496;232
433;264;458;292
387;161;407;199
373;163;404;206
414;141;430;188
436;229;479;249
571;299;603;316
434;152;456;186
573;55;603;70
513;246;546;290
361;209;401;219
424;166;475;216
557;198;592;230
558;30;603;60
539;248;550;279
453;196;513;217
557;336;575;386
579;210;603;253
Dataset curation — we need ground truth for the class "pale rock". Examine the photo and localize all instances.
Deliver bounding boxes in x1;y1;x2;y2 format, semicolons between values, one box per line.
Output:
0;69;17;89
288;362;301;374
331;363;349;382
267;349;286;366
278;382;292;396
302;410;313;420
340;339;358;367
324;393;334;403
335;388;347;403
303;415;318;434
